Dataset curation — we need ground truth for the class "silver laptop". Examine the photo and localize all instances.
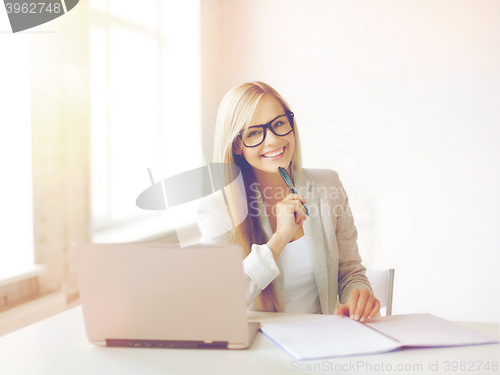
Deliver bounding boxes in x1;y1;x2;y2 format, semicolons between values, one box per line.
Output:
73;242;260;349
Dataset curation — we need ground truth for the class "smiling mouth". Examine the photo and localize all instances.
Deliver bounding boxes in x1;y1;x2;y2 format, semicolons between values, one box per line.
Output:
261;146;285;158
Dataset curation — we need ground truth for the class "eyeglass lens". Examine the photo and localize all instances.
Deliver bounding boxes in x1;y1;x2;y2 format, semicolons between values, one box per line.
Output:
241;115;292;147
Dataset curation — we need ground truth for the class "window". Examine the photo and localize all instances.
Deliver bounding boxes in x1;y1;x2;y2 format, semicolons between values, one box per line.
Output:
0;31;34;278
89;0;202;242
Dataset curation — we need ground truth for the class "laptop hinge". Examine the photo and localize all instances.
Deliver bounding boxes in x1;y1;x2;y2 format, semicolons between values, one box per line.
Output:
106;339;228;349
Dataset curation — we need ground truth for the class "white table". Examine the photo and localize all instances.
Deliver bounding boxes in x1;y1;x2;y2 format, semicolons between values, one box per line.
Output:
0;307;498;375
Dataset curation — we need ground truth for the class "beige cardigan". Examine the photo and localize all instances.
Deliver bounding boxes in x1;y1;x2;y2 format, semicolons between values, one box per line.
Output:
198;168;372;314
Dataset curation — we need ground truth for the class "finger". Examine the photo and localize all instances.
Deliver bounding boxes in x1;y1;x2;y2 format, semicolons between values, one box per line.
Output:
359;294;375;323
293;199;307;216
335;304;350;317
284;193;307;204
292;202;301;223
295;200;307;221
288;200;303;215
347;289;359;318
284;193;299;202
367;299;381;321
278;201;296;218
353;289;369;321
294;208;304;224
288;200;306;224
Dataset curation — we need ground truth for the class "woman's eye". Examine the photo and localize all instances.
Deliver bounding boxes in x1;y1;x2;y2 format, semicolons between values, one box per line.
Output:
247;130;260;138
273;121;284;128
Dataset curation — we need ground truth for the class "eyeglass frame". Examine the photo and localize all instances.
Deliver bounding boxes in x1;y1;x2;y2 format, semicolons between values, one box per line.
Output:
237;111;295;148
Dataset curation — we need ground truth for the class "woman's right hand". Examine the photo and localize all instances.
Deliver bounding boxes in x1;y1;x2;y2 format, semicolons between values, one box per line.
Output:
267;193;307;261
275;193;308;241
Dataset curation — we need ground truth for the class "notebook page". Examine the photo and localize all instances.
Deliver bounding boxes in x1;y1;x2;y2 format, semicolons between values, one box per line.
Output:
259;315;402;361
365;313;498;347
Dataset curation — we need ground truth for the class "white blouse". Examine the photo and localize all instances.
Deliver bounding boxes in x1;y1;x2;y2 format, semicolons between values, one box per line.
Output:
279;236;321;314
241;236;321;314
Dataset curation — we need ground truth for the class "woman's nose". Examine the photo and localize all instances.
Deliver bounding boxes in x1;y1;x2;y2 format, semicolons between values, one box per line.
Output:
264;128;280;145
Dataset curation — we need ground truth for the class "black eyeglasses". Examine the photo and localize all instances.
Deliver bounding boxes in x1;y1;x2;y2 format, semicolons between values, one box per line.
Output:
237;111;294;147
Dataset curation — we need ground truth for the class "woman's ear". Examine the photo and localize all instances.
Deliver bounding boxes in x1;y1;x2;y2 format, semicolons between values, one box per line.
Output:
232;138;243;155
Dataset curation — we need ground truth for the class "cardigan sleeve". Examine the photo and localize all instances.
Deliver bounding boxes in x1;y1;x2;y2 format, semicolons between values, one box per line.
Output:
197;192;280;308
331;170;373;305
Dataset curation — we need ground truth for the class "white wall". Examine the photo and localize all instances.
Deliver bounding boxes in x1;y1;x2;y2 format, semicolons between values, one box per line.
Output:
201;0;500;322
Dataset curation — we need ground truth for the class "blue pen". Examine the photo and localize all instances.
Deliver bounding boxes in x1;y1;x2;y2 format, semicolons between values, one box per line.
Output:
278;167;310;216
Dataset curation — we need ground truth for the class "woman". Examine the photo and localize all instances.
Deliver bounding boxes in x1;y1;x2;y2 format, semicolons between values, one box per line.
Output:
198;81;380;322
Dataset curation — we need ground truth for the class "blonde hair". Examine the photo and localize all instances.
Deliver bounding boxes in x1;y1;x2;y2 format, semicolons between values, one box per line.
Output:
213;81;303;311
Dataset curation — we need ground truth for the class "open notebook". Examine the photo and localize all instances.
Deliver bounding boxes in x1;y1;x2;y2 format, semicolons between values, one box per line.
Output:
259;313;498;360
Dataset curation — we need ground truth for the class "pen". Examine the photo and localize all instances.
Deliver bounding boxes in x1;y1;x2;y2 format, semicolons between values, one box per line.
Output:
278;167;310;216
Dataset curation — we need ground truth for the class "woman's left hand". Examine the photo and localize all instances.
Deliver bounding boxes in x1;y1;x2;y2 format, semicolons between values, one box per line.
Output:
334;288;380;323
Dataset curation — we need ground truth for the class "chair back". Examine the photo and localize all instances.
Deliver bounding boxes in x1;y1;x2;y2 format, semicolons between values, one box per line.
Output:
365;269;395;315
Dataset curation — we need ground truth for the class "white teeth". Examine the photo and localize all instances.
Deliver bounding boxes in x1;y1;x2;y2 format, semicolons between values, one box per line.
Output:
263;148;284;158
